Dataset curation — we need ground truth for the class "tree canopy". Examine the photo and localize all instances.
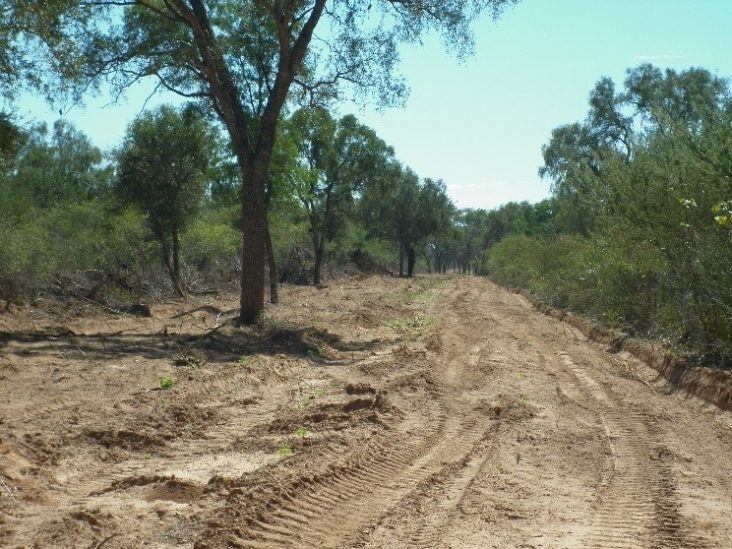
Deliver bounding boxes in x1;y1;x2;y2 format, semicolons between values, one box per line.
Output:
116;104;219;295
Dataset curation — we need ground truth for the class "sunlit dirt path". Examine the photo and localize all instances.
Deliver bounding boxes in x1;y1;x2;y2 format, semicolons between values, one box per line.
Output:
1;276;731;548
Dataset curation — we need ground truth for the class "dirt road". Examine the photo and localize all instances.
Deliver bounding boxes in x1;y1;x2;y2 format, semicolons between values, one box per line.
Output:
1;276;731;548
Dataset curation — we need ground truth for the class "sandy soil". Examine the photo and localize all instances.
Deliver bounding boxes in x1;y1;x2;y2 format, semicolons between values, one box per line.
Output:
1;276;731;548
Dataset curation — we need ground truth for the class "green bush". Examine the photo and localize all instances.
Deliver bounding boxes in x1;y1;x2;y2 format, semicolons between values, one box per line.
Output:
182;216;240;272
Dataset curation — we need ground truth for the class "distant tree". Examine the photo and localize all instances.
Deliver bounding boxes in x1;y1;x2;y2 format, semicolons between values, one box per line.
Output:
115;105;217;296
361;165;453;277
412;178;453;276
9;119;108;209
287;108;393;285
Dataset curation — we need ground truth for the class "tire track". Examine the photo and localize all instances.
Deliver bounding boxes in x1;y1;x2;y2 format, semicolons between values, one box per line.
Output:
362;420;500;548
224;401;449;548
558;352;706;548
206;284;499;548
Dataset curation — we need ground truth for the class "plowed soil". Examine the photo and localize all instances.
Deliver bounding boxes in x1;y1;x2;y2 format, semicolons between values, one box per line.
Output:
1;276;731;548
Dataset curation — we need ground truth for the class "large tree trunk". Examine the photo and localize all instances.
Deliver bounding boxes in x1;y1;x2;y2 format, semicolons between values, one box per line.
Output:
175;0;327;324
265;220;279;304
239;166;267;324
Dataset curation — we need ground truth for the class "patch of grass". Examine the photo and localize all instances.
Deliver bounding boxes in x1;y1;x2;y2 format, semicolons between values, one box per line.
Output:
294;427;312;438
517;372;527;380
159;376;175;390
388;314;434;333
238;355;258;366
396;285;434;305
277;444;295;457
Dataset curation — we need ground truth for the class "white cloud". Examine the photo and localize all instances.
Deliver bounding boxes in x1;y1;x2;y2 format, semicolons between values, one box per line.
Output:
634;54;687;62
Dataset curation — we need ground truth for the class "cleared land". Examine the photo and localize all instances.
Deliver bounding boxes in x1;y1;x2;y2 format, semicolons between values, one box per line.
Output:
1;276;731;548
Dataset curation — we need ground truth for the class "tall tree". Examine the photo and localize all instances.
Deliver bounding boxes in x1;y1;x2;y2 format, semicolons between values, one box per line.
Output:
9;0;516;323
115;104;217;296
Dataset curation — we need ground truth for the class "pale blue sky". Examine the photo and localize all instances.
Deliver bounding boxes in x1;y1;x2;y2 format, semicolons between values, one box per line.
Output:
16;0;732;210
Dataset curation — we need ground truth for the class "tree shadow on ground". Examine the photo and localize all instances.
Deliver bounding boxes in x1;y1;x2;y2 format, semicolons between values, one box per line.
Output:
0;322;389;365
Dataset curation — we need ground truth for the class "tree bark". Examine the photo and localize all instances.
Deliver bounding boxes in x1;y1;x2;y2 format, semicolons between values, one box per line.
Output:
159;231;184;297
265;219;279;304
398;242;405;277
172;228;185;296
407;246;417;278
239;165;267;324
422;250;432;274
313;232;326;286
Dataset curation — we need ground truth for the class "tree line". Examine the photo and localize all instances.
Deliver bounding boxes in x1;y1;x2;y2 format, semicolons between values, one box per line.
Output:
0;0;516;322
488;65;732;368
2;4;730;366
2;102;536;302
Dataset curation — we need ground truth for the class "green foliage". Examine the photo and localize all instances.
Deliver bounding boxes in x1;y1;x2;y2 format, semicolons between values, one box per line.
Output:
103;208;158;278
0;200;154;295
7;120;109;209
181;214;240;272
283;108;395;283
158;377;175;390
328;220;397;273
712;202;732;229
387;315;433;333
510;64;732;366
116;104;220;294
115;104;214;233
294;427;311;439
360;164;455;276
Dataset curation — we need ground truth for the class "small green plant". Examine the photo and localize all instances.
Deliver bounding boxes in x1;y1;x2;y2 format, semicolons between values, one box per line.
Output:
517;372;527;380
159;376;175;390
277;444;295;457
295;385;324;410
294;427;311;438
396;285;433;305
295;427;313;438
238;355;257;366
388;314;433;332
387;317;407;331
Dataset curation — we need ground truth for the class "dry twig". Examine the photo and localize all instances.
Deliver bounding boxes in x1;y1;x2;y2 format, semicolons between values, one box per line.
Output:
0;475;18;504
